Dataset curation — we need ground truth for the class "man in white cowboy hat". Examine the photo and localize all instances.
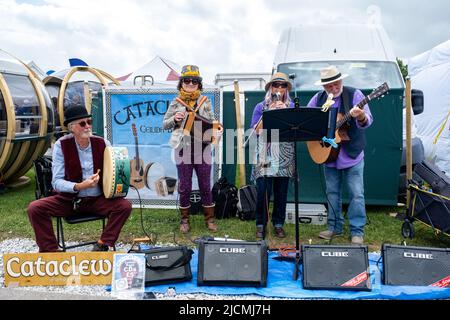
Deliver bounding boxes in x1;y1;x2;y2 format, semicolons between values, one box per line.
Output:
307;65;374;245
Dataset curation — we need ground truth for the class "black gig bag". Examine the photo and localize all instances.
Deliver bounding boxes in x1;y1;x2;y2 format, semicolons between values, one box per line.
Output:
33;156;54;199
237;184;257;220
212;177;238;219
130;246;194;286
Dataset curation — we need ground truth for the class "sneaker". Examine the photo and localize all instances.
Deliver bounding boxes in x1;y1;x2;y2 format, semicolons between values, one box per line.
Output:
318;230;342;240
351;236;364;245
256;226;265;239
92;242;109;252
274;227;286;238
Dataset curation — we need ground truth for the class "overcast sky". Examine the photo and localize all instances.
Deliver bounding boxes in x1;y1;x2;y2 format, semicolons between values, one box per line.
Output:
1;0;449;83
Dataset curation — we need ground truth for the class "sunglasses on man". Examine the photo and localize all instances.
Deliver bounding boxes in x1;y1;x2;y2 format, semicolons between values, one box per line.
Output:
272;82;288;88
182;78;200;85
75;119;92;127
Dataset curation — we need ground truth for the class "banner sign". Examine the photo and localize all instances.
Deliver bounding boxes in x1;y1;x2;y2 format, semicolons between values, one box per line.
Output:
3;252;115;287
104;88;221;208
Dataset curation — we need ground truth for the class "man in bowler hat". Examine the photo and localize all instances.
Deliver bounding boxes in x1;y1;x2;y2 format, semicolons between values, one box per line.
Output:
28;106;132;252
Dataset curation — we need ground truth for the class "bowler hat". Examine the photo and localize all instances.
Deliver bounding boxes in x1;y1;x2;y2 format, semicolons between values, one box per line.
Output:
63;106;92;126
265;72;292;91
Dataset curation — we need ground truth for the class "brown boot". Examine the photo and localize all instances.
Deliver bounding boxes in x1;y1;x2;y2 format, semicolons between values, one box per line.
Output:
203;205;217;232
179;207;190;233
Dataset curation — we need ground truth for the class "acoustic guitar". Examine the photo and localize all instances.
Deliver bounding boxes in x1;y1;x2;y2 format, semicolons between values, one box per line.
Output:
130;123;145;189
307;82;389;164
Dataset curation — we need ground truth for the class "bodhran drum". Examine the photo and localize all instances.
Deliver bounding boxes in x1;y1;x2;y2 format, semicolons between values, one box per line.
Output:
103;146;130;198
144;162;165;191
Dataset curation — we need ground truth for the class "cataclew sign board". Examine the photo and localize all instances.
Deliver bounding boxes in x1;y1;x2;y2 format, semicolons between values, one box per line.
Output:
3;252;116;286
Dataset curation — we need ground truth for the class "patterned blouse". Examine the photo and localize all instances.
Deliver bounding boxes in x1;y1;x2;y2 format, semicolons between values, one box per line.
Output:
250;101;295;181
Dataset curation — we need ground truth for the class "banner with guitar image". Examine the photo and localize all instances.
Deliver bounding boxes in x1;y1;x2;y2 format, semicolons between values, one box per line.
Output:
104;88;221;208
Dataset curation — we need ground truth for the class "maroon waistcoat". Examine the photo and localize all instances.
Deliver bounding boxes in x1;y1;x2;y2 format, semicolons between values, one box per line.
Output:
60;135;106;195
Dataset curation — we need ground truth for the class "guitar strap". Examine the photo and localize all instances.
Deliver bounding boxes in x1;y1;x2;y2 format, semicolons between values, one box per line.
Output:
176;96;208;113
340;87;352;124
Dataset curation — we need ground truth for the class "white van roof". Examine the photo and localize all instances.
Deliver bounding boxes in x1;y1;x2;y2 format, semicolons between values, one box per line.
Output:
273;23;397;68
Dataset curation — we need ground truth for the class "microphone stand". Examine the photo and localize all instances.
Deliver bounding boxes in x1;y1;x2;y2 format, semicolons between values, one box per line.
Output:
248;92;282;241
243;117;262;148
290;73;300;108
289;73;301;280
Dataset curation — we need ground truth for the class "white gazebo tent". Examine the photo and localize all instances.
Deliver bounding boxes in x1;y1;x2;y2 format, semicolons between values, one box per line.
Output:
118;56;181;88
408;40;450;177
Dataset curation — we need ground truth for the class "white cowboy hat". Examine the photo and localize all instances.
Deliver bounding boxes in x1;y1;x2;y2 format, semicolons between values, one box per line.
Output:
314;65;349;86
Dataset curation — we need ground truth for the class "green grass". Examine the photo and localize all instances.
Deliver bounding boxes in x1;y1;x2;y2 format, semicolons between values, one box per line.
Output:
1;170;450;251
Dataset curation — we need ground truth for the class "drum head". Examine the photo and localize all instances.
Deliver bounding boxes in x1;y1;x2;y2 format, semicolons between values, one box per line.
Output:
144;162;165;191
102;147;114;198
103;146;130;198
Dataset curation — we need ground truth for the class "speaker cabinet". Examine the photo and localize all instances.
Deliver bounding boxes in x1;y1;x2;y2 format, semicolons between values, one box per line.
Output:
197;240;268;287
302;245;371;291
382;244;450;287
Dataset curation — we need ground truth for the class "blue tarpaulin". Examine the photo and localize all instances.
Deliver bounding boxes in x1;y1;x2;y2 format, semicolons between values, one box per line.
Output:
142;251;450;300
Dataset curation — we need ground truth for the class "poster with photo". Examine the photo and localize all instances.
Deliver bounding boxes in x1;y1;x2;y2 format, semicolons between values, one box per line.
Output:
104;87;221;208
111;253;146;299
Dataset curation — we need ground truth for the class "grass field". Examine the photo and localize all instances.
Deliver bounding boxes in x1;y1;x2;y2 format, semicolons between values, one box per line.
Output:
1;170;450;252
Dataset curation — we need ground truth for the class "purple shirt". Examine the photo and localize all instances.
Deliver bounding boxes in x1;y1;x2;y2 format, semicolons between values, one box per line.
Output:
250;100;296;180
307;90;373;169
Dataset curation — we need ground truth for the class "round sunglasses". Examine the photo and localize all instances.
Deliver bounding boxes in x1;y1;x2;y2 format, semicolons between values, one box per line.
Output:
75;119;92;127
182;78;200;85
272;82;288;88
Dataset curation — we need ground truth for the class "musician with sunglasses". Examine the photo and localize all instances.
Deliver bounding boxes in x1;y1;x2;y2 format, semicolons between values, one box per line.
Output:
307;65;373;245
250;72;295;239
163;65;222;234
27;106;132;252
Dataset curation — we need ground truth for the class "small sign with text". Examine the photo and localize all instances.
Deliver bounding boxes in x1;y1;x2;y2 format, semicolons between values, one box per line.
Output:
3;252;116;286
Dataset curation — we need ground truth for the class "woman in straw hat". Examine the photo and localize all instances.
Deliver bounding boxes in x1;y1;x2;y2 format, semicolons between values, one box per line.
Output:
307;65;373;245
163;65;222;234
250;72;295;239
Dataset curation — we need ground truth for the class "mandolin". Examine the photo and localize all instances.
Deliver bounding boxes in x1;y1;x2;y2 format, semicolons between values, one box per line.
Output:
307;82;389;164
130;123;145;189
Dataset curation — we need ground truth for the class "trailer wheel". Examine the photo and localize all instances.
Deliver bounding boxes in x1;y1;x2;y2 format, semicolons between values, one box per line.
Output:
402;221;415;239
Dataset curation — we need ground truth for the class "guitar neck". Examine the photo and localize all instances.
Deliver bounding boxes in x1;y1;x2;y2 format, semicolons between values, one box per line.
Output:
336;96;370;129
134;137;140;163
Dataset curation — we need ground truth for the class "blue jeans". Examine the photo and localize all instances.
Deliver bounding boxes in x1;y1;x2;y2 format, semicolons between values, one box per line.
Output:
255;177;290;228
324;161;366;237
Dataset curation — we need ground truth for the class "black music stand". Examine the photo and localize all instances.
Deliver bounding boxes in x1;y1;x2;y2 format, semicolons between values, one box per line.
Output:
263;107;331;280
